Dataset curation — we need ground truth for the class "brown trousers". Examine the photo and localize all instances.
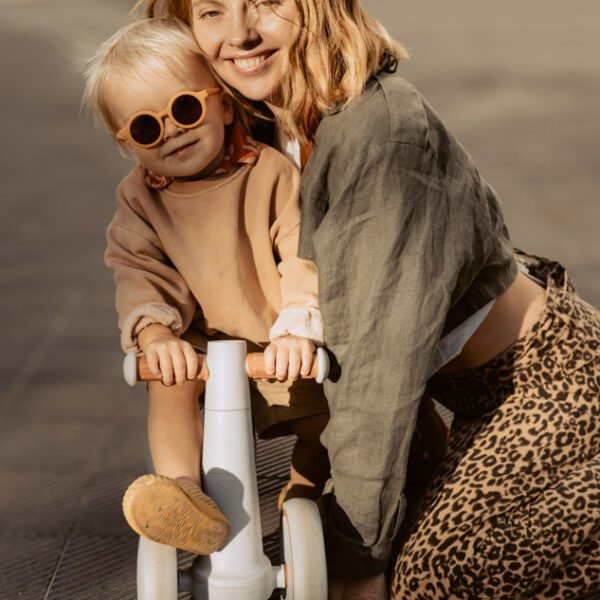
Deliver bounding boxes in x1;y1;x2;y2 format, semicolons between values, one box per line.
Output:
392;255;600;600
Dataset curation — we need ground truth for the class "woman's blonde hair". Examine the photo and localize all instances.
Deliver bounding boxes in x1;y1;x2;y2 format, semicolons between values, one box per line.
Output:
139;0;407;142
82;17;215;134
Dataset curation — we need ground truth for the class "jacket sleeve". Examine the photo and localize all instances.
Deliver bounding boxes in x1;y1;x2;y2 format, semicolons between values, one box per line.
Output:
105;183;198;353
268;156;325;345
301;139;505;579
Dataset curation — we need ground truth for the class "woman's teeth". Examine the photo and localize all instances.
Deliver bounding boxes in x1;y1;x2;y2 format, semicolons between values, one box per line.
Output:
233;54;269;70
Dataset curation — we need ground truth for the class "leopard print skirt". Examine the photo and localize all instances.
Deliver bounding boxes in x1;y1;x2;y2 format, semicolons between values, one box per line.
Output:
391;253;600;600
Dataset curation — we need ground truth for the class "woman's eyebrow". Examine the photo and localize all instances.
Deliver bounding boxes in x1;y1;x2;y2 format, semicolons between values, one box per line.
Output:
192;0;225;7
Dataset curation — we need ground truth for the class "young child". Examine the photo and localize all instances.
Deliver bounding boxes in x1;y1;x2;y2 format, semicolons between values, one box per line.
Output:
82;17;330;554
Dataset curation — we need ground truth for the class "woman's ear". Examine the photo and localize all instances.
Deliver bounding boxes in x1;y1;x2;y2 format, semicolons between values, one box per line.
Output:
221;93;234;126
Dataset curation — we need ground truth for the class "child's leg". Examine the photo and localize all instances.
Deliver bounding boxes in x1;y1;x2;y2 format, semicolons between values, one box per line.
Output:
147;379;204;484
123;379;230;554
285;412;331;501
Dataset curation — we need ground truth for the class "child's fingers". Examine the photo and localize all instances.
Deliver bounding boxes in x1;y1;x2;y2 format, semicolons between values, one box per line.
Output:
275;344;290;381
264;343;277;375
171;348;189;385
301;342;315;376
183;345;199;380
146;349;161;378
287;348;301;381
156;348;174;385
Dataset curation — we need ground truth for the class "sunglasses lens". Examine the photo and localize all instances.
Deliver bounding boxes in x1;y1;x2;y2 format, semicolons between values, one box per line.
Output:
172;94;203;126
130;114;162;146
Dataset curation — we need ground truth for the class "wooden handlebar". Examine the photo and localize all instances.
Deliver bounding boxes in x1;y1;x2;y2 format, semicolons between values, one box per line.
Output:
123;349;328;386
136;352;209;382
245;352;320;380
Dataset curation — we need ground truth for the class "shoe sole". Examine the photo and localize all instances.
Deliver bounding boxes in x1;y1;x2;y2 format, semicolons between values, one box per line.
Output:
123;474;230;554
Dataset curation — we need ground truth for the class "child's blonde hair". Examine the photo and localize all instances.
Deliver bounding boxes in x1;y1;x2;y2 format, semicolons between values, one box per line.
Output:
82;17;215;134
140;0;408;142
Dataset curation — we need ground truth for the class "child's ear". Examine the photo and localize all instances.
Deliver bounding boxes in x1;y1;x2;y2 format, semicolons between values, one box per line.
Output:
114;135;136;160
115;133;127;149
221;94;234;126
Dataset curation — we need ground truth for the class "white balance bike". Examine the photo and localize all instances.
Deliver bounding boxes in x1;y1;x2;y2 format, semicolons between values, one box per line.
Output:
123;340;330;600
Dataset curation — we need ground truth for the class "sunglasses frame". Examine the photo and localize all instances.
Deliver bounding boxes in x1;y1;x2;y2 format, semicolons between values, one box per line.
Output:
117;87;221;149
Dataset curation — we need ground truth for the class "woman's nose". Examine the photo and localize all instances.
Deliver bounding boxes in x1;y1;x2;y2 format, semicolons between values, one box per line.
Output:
229;7;261;48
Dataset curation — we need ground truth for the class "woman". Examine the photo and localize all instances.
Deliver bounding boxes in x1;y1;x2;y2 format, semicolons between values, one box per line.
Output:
130;1;600;598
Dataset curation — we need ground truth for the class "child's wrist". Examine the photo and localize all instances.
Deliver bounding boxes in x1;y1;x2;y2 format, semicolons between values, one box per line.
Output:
137;323;173;350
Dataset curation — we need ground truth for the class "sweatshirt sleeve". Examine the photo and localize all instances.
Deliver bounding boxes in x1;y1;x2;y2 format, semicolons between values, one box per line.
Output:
104;183;198;353
268;154;325;345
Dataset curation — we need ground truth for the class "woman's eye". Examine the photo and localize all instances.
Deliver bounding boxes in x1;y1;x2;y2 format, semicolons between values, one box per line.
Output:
199;10;220;18
195;6;222;20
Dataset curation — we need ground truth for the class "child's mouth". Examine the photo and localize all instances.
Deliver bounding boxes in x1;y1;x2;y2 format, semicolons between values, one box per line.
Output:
166;141;197;158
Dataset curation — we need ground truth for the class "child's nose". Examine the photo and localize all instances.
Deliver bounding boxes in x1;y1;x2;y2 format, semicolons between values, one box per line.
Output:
163;116;184;141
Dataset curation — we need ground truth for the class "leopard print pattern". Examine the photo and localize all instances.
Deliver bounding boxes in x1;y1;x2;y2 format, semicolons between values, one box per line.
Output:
391;255;600;599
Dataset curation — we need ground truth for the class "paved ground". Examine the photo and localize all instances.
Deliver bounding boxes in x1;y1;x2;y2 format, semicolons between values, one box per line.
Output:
0;0;598;598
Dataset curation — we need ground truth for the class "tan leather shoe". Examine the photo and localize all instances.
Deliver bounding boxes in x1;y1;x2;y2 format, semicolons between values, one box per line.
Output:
122;474;230;554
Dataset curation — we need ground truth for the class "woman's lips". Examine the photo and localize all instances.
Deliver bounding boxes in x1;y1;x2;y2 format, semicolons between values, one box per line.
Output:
229;51;275;74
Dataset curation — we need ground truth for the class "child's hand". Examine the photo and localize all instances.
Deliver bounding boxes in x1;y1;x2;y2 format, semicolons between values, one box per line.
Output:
264;335;315;381
138;324;198;385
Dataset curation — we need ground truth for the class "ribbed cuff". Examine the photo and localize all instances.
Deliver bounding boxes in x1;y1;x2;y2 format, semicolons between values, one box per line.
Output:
121;303;182;353
269;305;326;345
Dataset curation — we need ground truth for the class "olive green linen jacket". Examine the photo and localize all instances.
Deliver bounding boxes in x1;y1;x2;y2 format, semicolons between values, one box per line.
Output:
297;70;518;578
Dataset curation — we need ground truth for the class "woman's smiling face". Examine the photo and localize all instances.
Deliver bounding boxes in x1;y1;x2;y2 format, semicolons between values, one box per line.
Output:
191;0;300;104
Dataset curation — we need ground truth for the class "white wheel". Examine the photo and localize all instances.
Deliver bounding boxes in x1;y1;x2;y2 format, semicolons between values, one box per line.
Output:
316;347;330;384
281;498;327;600
123;351;138;387
136;537;178;600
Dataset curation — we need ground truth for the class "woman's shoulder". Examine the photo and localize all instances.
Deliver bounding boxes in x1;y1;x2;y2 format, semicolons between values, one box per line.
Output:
316;72;431;153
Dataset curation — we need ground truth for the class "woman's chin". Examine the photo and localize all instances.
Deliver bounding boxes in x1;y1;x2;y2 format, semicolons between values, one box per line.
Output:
218;68;282;104
234;81;277;103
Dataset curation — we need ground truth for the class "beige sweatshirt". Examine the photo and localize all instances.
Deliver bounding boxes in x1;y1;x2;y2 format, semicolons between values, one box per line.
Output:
105;144;323;353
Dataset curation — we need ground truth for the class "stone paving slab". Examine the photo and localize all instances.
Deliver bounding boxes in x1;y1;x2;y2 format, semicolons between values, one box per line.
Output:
1;468;90;535
46;533;139;600
0;533;64;600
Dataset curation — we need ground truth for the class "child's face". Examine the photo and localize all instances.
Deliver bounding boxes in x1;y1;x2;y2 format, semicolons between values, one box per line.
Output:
110;63;234;178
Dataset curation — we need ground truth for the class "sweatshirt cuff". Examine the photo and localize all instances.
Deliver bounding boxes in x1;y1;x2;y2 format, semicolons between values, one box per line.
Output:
321;492;406;580
121;303;182;353
269;305;326;346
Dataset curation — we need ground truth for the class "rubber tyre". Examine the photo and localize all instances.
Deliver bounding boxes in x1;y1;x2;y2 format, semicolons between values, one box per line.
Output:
281;498;327;600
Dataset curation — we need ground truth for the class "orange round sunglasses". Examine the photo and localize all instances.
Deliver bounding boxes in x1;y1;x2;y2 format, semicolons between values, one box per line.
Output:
117;87;221;149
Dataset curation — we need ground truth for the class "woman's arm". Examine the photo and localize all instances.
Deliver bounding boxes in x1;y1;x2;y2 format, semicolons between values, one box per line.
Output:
299;99;513;579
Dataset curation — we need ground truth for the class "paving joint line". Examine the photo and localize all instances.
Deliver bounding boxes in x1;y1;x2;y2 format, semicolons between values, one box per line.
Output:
42;411;121;600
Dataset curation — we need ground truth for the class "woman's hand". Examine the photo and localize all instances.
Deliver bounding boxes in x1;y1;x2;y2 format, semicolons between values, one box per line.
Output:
329;573;388;600
263;335;315;381
138;324;198;386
